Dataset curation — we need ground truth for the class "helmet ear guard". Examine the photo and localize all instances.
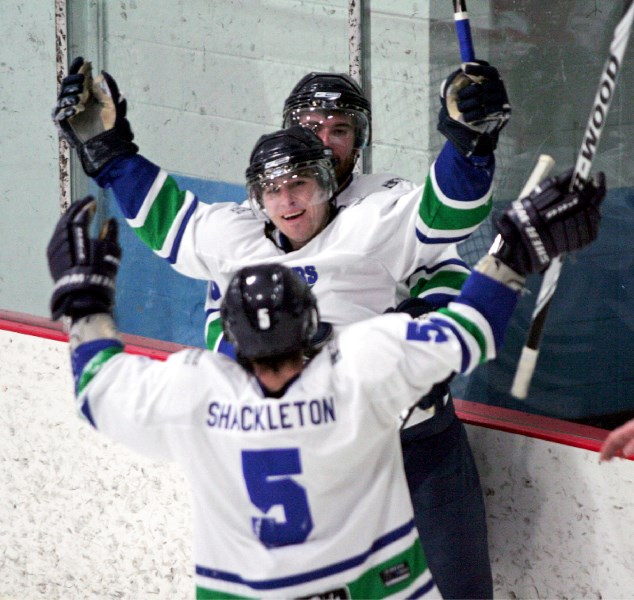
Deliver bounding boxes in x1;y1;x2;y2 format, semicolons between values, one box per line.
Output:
221;263;320;362
282;72;372;149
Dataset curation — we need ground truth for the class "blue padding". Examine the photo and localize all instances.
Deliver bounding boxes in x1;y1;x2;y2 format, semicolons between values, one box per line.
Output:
95;155;160;219
454;270;518;351
434;141;494;200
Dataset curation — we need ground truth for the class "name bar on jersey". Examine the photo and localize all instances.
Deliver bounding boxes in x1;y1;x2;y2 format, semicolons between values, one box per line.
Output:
207;397;336;432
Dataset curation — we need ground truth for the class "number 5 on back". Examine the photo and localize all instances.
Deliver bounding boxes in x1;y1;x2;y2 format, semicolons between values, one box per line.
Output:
242;448;314;548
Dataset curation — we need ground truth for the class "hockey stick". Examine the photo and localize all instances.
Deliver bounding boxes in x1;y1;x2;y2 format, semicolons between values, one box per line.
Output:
453;0;476;62
511;0;634;399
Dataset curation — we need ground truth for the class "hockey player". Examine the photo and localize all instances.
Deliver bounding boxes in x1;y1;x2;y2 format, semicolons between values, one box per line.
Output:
280;71;508;599
53;57;509;598
46;168;605;598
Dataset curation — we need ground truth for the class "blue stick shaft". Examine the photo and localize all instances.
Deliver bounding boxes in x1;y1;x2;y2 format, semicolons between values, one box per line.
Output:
453;0;476;62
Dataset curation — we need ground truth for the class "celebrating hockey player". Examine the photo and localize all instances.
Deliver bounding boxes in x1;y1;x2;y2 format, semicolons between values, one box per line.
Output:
46;166;605;598
53;57;510;598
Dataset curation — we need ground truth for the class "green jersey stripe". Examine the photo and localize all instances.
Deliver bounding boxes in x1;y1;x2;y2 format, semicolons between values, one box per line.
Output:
77;346;124;395
438;306;488;363
418;183;492;231
410;270;469;298
134;174;188;252
196;538;429;599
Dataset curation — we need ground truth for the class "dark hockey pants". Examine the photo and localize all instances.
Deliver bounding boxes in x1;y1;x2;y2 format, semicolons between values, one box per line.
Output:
400;403;493;599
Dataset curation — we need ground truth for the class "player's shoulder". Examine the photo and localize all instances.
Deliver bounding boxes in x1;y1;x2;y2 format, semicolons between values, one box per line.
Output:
167;347;247;385
333;314;412;380
336;172;416;208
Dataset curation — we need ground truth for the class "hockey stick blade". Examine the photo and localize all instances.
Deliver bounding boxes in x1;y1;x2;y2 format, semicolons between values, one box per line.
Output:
511;1;634;400
453;0;476;62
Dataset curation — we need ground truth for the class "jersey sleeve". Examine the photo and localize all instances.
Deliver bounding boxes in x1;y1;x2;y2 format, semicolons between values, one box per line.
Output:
69;313;218;461
94;154;242;280
421;141;494;243
376;141;494;307
74;341;221;461
338;269;518;418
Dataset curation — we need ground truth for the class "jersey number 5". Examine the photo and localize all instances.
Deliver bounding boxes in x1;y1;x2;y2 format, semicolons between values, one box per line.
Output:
242;448;314;548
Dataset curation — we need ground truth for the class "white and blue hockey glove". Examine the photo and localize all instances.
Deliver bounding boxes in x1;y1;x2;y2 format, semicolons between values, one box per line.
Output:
52;56;138;176
47;196;121;321
438;60;511;157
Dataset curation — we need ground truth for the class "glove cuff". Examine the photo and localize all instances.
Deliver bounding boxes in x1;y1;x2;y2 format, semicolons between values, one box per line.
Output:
437;109;498;157
69;313;120;350
475;250;525;292
79;129;139;176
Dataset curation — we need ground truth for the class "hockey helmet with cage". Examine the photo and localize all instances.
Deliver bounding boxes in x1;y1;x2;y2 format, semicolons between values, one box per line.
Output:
282;72;372;149
245;125;337;220
221;263;319;361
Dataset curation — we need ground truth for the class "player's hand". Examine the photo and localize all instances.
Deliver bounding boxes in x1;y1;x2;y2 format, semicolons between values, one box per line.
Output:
600;418;634;462
493;169;606;275
47;196;121;321
52;56;137;175
385;297;435;318
438;60;511;157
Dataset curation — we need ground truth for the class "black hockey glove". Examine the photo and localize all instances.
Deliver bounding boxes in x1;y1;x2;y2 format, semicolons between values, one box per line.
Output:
438;60;511;157
384;297;435;318
492;169;606;276
47;196;121;321
52;56;138;176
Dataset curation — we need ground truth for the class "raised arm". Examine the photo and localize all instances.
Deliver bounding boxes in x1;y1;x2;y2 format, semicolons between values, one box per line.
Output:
52;57;235;281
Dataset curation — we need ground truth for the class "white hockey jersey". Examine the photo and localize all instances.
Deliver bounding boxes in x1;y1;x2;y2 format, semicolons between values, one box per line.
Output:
70;269;516;598
94;142;493;357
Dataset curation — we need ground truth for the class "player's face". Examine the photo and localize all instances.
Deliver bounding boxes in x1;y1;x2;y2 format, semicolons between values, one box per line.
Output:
297;111;357;185
261;174;330;249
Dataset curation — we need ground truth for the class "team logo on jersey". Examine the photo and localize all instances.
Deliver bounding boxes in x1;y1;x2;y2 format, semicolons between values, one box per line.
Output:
382;177;404;189
380;561;412;586
291;265;318;286
229;205;252;214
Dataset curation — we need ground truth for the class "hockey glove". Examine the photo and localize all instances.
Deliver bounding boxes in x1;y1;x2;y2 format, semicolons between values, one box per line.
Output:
492;169;606;276
438;60;511;157
47;196;121;321
52;56;138;176
384;297;435;318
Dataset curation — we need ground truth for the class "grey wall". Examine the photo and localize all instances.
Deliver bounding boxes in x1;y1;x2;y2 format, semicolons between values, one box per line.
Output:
0;1;60;317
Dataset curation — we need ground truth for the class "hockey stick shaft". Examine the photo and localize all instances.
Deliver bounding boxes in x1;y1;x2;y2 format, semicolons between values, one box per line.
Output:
511;0;634;399
453;0;476;62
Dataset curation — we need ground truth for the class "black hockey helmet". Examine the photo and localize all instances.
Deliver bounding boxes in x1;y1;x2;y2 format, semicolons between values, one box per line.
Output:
221;263;319;361
245;125;337;219
282;72;371;149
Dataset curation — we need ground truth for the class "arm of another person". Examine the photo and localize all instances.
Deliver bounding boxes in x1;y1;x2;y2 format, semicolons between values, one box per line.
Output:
52;56;237;282
600;419;634;462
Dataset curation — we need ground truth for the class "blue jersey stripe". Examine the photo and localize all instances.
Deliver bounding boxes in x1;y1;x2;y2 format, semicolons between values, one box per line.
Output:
409;258;469;277
195;519;416;590
416;229;472;244
167;196;198;264
408;577;437;598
